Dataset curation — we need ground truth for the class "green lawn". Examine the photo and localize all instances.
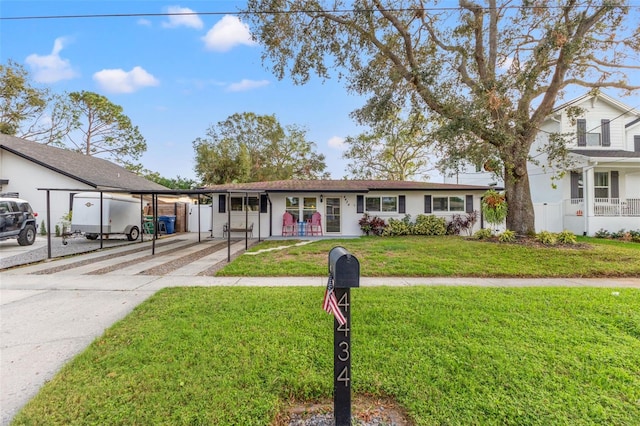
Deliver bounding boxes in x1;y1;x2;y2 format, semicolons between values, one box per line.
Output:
218;236;640;277
13;286;640;425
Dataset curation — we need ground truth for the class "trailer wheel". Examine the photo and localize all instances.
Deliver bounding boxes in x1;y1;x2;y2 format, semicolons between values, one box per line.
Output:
127;226;140;241
86;233;99;240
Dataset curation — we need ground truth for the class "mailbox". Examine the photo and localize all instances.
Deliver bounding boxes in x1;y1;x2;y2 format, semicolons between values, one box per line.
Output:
328;246;360;288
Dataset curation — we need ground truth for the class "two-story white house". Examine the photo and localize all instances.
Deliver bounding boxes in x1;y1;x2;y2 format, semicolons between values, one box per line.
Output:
443;92;640;235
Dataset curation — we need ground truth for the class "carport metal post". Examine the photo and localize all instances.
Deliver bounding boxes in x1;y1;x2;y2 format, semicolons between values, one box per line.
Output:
46;190;52;259
227;192;231;262
197;194;201;242
244;191;249;250
99;192;104;249
152;193;158;255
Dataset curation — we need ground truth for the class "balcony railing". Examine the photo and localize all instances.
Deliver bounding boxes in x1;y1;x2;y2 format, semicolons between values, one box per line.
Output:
566;198;640;216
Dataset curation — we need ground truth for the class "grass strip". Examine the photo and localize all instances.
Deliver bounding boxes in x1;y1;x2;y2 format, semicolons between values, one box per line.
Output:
14;286;640;425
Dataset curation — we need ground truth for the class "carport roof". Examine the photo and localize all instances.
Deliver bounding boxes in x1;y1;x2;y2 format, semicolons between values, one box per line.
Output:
0;134;168;191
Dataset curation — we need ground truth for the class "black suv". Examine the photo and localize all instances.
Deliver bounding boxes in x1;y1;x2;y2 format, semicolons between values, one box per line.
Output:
0;196;38;246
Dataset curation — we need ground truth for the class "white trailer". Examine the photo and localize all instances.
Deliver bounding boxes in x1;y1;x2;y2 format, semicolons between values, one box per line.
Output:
70;192;141;241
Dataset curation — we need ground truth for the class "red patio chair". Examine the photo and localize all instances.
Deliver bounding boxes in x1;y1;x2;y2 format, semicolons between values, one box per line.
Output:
282;212;297;236
309;211;323;236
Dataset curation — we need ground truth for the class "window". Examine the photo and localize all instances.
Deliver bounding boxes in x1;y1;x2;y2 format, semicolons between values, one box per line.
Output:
365;196;397;213
286;197;300;221
230;196;259;211
302;197;317;221
286;196;319;221
586;133;601;146
594;172;609;199
433;196;465;212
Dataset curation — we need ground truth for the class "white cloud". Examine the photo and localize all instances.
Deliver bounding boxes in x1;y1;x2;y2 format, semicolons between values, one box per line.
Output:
202;15;257;52
137;18;152;27
226;79;269;92
328;136;346;150
498;56;514;70
162;6;203;29
25;37;78;83
93;66;160;94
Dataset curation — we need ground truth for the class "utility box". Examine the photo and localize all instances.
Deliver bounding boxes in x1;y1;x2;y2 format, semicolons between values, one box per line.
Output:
328;246;360;288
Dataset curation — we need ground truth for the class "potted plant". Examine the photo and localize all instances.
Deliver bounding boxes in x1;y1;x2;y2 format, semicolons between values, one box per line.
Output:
481;189;508;233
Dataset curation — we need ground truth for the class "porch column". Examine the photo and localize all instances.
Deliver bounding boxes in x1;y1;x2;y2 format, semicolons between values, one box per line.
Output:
583;166;596;235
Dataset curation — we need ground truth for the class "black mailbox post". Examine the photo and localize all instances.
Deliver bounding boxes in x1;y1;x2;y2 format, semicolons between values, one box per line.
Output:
328;246;359;426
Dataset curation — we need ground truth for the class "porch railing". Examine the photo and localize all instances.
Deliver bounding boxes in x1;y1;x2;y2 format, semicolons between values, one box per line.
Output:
566;198;640;216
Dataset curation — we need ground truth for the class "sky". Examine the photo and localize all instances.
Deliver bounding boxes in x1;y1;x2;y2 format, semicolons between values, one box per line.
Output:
2;2;640;184
0;1;366;181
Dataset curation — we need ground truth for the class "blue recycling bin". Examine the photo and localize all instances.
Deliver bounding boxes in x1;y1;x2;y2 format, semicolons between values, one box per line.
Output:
158;215;176;234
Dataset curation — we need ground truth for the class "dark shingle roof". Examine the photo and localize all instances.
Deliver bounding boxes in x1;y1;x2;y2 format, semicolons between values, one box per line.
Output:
204;179;493;193
1;134;168;191
569;149;640;158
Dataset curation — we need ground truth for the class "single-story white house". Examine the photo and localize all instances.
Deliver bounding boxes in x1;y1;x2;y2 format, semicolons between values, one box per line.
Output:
0;134;168;231
442;92;640;235
200;180;496;239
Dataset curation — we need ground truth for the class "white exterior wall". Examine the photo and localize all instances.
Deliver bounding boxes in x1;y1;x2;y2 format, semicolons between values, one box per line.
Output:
198;191;486;239
0;150;94;233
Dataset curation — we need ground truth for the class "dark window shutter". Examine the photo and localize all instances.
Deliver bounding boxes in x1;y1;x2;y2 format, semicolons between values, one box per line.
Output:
260;194;268;213
577;119;586;146
398;195;406;213
634;135;640;152
570;172;580;199
465;195;473;213
218;194;226;213
424;195;432;213
356;195;364;213
601;119;610;146
611;171;619;199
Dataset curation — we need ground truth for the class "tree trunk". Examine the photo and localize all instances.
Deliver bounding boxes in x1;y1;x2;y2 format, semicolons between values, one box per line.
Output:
503;157;536;235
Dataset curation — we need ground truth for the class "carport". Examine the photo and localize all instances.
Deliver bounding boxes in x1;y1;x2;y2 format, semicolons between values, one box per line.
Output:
37;187;266;262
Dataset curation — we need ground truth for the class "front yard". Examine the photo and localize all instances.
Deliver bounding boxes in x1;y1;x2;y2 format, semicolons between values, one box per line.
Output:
11;236;640;425
13;286;640;425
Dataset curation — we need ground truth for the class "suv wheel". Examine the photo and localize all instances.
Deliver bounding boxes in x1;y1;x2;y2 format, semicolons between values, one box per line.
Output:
18;223;36;246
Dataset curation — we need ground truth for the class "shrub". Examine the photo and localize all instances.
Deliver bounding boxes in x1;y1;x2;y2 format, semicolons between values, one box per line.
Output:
536;231;557;245
413;214;447;236
446;211;478;236
384;217;412;236
556;230;577;245
473;228;493;240
40;220;47;236
594;228;610;238
610;229;626;239
498;230;516;243
55;224;61;237
359;213;386;236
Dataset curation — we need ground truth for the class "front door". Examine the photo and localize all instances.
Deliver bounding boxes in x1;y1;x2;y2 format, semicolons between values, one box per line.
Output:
325;197;341;233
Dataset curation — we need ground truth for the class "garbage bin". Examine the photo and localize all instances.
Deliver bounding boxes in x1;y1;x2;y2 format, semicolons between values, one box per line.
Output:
158;215;176;234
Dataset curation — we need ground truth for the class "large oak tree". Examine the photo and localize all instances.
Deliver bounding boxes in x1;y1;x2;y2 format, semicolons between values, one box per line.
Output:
243;0;640;234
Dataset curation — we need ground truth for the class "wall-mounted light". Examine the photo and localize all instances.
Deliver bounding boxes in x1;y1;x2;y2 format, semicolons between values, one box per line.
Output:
320;194;323;203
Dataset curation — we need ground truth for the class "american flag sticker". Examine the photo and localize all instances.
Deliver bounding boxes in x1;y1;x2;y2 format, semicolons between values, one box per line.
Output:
323;275;347;326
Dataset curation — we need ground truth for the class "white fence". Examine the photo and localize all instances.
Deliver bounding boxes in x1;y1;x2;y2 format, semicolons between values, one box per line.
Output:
564;198;640;217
